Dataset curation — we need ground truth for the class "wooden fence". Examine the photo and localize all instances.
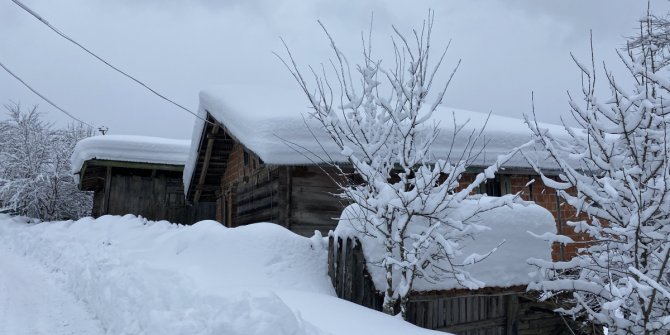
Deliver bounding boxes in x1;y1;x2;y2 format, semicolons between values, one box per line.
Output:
328;236;589;335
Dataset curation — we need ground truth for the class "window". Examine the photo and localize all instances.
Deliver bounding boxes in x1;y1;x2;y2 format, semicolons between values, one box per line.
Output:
243;151;250;166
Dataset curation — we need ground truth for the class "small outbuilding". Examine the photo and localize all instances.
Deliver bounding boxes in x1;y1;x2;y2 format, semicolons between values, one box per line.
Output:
72;135;215;223
330;202;590;334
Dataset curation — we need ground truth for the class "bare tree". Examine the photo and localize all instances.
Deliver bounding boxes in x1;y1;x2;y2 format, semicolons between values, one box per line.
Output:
0;103;93;220
525;13;670;334
279;13;531;318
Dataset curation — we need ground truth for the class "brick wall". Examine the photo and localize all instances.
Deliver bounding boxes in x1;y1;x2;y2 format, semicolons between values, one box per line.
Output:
222;143;263;187
459;172;590;261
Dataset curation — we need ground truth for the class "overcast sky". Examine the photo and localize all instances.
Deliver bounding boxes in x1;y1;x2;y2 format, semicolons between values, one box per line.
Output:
1;0;669;139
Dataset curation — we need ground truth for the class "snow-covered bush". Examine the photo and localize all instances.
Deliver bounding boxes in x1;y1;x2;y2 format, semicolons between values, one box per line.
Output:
0;103;93;220
525;14;670;334
279;13;532;318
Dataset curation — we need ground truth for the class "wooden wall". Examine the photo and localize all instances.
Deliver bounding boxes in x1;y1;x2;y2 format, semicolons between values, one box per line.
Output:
287;166;346;236
91;168;214;224
230;166;284;227
220;142;345;235
328;236;587;335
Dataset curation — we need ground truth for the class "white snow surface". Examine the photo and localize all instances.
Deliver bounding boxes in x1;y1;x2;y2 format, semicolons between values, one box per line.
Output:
335;199;556;292
0;245;103;335
183;84;569;192
71;135;190;181
0;214;444;335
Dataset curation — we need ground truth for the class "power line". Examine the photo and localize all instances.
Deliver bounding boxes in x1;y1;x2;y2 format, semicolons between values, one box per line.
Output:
0;59;95;127
11;0;213;125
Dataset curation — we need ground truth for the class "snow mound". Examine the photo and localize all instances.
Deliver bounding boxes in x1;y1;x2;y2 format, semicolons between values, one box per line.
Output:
71;135;190;181
0;214;442;335
335;199;556;292
184;83;569;192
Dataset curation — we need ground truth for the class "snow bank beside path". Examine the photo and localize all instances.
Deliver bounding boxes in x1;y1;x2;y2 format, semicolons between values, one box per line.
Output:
0;215;443;335
0;246;103;335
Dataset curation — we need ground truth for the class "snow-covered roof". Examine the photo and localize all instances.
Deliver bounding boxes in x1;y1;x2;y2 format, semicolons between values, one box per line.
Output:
184;84;567;192
71;135;191;180
335;200;556;291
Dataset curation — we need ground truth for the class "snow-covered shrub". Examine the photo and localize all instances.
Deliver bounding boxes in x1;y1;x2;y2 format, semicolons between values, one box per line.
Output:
0;103;93;220
524;14;670;334
279;13;532;318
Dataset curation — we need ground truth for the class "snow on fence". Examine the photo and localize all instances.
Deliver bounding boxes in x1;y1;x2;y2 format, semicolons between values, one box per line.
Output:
328;236;584;335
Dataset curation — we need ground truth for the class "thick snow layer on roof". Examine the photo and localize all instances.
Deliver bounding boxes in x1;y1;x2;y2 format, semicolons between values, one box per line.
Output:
0;215;444;335
71;135;190;180
184;84;569;192
334;199;556;292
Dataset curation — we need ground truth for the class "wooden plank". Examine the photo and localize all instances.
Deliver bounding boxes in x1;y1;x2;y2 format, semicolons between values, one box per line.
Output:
236;181;278;204
505;294;519;335
328;236;335;288
286;167;292;229
194;124;220;203
85;159;183;172
102;166;112;214
438;316;507;333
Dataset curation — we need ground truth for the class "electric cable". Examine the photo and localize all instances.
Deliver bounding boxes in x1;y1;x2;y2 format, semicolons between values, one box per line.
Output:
0;59;95;127
10;0;213;125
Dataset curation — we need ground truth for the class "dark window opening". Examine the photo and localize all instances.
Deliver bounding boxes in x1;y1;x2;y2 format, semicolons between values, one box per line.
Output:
480;177;501;196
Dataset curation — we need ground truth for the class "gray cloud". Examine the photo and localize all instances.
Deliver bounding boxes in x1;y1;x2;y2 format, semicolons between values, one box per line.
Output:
1;0;668;138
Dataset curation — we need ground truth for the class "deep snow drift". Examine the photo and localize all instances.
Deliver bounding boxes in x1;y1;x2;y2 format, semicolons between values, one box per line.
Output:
335;199;556;292
0;214;443;335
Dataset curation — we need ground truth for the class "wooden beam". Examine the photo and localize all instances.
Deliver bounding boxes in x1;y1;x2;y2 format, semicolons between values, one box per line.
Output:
194;124;220;203
193;184;220;191
505;294;519;335
76;161;88;190
285;166;292;229
85;159;184;172
102;166;112;215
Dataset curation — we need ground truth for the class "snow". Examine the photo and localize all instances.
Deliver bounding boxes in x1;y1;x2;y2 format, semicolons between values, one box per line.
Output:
183;83;569;192
0;214;444;335
0;246;103;335
335;199;556;292
71;135;190;182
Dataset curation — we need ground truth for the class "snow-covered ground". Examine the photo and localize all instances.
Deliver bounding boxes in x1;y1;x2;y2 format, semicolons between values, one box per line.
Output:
0;246;103;335
0;214;443;335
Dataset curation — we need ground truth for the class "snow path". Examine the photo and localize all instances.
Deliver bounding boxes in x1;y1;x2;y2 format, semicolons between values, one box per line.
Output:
0;247;103;335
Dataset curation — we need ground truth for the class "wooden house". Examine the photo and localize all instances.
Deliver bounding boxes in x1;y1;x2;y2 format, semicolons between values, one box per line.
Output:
183;87;588;260
328;235;595;335
72;135;215;223
326;202;597;334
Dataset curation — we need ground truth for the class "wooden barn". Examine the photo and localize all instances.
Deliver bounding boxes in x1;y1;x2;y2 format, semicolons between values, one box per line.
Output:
184;87;588;260
72;135;215;223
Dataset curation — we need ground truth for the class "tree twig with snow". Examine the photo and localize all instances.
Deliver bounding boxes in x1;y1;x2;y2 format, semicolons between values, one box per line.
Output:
278;12;532;318
524;13;670;335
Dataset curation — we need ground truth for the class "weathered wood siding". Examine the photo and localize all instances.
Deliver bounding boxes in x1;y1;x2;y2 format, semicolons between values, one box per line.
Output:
288;166;345;236
328;236;584;334
96;170;200;224
107;174;164;219
220;143;345;235
232;166;284;227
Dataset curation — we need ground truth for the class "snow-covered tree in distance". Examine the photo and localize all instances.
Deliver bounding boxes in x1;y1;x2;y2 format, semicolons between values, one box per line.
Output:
278;12;532;318
0;103;93;220
524;13;670;335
